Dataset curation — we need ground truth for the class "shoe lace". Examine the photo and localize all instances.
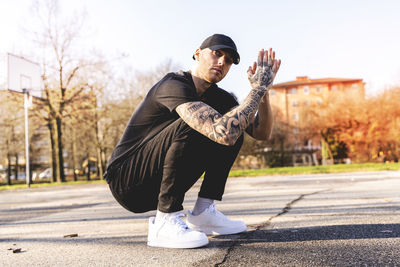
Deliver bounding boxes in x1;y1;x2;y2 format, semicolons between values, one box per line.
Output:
208;203;217;213
208;203;226;219
169;213;189;232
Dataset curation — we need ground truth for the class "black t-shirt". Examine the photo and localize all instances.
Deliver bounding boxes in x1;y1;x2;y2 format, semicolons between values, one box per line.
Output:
106;71;239;170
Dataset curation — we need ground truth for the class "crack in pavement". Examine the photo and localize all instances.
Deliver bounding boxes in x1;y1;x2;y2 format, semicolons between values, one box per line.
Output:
250;188;332;230
213;188;332;266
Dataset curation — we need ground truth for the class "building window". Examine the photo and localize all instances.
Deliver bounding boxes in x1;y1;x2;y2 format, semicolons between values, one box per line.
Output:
293;113;299;122
269;89;275;96
303;86;309;95
292;99;298;107
316;85;322;93
290;88;297;94
331;85;338;91
293;127;299;135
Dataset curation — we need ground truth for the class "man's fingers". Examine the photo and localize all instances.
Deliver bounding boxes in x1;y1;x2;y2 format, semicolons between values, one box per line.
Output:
257;49;264;67
267;48;273;67
272;61;277;74
247;62;257;77
276;59;281;73
272;59;281;75
255;48;281;76
247;66;253;77
263;49;269;67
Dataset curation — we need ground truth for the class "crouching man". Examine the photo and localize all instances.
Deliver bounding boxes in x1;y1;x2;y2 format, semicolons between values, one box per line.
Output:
104;34;281;248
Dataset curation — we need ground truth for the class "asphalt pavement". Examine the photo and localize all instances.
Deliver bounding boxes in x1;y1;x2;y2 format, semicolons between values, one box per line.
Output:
1;171;400;266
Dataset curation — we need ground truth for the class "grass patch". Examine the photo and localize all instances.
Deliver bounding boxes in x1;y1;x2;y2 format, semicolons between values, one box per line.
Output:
0;178;106;191
1;163;399;190
229;162;400;177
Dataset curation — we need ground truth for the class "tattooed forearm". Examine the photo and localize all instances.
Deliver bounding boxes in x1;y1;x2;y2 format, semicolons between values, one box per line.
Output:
176;87;266;146
246;114;259;136
187;102;205;113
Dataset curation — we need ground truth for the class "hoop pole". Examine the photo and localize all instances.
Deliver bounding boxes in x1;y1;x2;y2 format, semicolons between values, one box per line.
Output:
23;88;30;188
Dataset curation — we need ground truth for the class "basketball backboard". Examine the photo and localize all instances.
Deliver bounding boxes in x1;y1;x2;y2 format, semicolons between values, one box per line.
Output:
6;53;42;97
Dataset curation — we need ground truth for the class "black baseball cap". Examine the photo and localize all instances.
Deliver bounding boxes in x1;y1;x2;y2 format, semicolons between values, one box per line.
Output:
193;34;240;65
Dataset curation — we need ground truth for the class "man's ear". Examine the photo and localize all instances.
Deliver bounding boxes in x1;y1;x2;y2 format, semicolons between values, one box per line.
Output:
194;48;201;61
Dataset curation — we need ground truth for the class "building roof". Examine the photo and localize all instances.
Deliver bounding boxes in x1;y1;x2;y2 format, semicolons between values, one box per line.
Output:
272;76;363;88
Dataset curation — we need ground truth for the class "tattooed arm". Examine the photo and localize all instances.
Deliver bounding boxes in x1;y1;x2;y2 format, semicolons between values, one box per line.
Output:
245;93;273;140
245;48;280;141
176;48;281;146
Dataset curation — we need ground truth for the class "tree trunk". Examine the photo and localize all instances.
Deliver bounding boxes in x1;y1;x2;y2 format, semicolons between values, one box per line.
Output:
280;137;285;166
7;150;11;186
56;116;66;182
71;129;78;181
28;142;33;184
94;106;104;180
96;146;103;179
48;121;59;182
29;160;33;185
86;153;91;181
320;132;334;165
15;153;18;181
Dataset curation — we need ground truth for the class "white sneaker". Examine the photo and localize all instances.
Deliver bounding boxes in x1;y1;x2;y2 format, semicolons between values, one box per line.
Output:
186;203;247;235
147;213;209;248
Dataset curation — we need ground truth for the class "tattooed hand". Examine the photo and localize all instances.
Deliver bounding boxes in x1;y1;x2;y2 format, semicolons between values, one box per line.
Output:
247;48;281;93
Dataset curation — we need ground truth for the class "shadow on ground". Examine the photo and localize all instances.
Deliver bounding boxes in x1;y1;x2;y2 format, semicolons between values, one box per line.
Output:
209;223;400;247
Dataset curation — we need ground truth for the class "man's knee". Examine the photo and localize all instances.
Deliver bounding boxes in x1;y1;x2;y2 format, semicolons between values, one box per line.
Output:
109;182;159;213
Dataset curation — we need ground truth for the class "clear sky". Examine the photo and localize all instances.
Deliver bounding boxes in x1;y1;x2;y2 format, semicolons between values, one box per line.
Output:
1;0;400;100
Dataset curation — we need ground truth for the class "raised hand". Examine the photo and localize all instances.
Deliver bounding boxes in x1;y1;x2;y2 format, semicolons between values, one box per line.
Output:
247;48;281;91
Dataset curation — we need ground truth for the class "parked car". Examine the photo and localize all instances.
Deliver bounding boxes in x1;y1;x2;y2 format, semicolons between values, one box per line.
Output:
10;173;27;180
38;168;52;179
0;170;5;180
32;168;78;180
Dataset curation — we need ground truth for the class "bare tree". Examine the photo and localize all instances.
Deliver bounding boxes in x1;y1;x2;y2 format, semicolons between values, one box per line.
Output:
0;92;31;184
27;0;105;182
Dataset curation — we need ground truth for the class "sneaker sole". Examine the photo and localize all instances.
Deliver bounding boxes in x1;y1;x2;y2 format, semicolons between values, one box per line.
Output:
147;238;209;249
189;225;247;236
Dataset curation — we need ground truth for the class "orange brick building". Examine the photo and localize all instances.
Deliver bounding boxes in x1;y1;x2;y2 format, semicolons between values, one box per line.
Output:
269;76;365;165
271;76;365;125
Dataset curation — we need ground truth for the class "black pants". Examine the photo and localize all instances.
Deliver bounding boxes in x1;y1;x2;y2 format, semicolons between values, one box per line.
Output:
108;119;243;213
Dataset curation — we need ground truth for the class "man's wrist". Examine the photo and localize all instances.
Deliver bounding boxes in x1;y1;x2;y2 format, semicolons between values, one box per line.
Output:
253;85;269;95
